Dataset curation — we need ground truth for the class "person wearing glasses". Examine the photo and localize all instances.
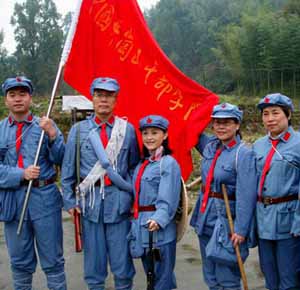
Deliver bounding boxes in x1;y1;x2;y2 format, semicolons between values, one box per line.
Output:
62;77;140;290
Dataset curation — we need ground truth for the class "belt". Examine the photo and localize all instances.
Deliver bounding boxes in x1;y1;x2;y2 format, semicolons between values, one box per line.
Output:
257;195;298;205
21;175;57;188
201;185;236;201
138;205;156;212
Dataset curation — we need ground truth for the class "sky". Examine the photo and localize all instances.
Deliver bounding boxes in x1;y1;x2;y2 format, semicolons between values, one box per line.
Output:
0;0;159;53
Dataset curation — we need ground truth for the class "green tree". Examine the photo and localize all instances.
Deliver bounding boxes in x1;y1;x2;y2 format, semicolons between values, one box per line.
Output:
11;0;64;95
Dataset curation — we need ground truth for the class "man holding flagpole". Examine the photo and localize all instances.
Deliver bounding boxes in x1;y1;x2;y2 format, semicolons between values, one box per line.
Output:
0;76;67;290
62;77;139;290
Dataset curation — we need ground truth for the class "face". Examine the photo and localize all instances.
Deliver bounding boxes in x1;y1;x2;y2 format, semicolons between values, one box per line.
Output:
93;89;117;120
212;118;240;143
5;87;32;118
262;106;289;137
141;127;168;154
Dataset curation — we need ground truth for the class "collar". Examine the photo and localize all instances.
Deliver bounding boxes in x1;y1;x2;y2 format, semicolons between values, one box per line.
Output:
94;115;115;127
149;146;164;162
8;113;34;127
268;127;292;143
222;135;240;150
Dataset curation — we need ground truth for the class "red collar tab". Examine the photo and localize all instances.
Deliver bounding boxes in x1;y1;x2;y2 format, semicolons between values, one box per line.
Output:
283;131;291;141
95;115;115;126
227;139;237;148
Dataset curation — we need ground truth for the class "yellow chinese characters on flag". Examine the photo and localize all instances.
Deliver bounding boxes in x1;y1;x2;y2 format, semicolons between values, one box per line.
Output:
64;0;219;180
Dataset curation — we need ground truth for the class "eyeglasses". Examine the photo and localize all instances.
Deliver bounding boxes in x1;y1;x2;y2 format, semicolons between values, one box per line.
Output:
93;91;116;98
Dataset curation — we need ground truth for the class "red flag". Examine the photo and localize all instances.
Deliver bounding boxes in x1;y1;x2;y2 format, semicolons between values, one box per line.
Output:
63;0;219;180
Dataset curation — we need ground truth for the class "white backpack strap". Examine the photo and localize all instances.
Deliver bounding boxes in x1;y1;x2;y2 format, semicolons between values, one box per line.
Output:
106;117;127;168
78;117;127;208
235;142;245;171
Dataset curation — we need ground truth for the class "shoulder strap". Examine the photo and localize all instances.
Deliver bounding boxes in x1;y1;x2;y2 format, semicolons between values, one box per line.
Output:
235;142;245;172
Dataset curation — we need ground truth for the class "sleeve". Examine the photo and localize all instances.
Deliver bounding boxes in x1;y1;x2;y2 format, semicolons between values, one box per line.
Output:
195;133;213;155
0;144;24;189
61;124;77;211
47;124;65;166
234;148;258;237
151;157;182;229
0;164;24;189
106;166;133;192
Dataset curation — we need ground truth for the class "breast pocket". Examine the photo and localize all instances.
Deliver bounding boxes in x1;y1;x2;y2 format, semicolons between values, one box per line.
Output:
81;141;97;164
142;175;160;200
26;131;48;160
221;164;236;181
256;155;265;173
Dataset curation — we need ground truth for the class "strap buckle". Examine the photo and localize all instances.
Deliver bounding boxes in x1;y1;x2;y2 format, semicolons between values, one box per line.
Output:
263;196;273;205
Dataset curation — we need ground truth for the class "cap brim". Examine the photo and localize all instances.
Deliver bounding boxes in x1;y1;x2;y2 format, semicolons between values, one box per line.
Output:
139;124;167;131
93;85;118;92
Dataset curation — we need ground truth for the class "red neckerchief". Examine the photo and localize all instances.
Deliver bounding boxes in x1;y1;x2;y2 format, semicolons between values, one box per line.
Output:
258;131;290;197
133;159;150;219
9;114;33;168
200;138;237;213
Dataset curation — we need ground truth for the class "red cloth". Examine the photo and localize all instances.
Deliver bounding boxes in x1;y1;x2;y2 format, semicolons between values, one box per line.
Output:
258;139;279;197
100;123;108;147
100;123;112;186
64;0;219;180
15;122;24;168
200;148;222;213
133;159;150;219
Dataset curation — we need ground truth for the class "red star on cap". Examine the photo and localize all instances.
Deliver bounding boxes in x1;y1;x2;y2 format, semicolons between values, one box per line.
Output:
147;118;152;124
16;77;22;82
265;97;270;103
221;104;226;108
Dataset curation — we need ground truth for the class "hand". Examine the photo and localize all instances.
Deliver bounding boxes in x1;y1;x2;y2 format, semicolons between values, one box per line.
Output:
68;207;81;216
231;233;245;247
23;165;40;180
147;219;160;232
40;117;57;140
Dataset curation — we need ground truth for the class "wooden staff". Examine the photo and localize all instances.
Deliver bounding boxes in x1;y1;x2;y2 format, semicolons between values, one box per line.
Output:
186;176;202;190
221;184;248;290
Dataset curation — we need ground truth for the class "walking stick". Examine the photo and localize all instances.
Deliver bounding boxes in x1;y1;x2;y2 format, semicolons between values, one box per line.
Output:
221;184;248;290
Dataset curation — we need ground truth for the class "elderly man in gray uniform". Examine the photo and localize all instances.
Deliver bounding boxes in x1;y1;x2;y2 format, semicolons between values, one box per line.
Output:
62;77;140;290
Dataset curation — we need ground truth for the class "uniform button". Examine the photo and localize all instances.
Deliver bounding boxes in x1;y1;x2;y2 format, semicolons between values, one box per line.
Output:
263;187;266;191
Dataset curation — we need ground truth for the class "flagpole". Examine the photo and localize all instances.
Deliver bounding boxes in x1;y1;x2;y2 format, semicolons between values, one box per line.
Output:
17;0;84;235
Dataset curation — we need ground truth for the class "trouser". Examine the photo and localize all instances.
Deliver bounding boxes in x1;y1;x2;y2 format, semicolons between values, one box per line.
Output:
141;239;177;290
198;233;241;290
4;211;66;290
82;214;135;290
258;237;300;290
